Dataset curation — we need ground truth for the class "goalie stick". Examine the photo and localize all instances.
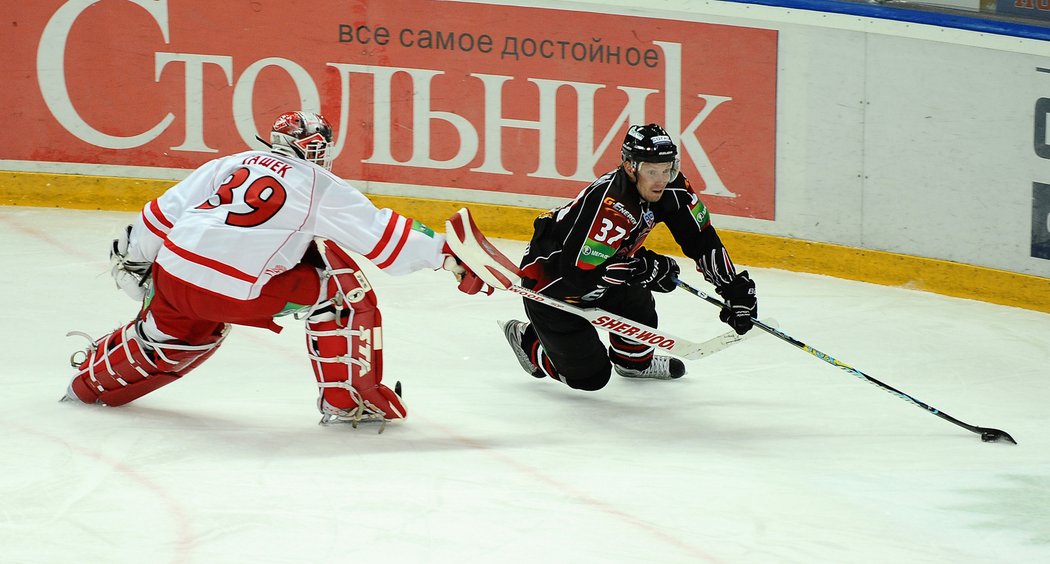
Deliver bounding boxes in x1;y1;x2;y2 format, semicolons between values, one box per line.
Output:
444;208;768;361
674;277;1018;445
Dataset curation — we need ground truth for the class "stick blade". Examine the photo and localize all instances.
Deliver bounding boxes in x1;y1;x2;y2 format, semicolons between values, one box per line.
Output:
979;427;1017;445
683;318;779;360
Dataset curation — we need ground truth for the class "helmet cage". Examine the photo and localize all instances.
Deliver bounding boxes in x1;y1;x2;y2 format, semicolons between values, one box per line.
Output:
268;111;334;171
292;131;332;170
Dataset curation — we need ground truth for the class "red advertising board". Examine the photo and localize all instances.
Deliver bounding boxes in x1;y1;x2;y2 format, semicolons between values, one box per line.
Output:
3;1;777;218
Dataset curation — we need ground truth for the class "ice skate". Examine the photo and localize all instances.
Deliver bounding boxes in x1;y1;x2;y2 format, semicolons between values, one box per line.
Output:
59;381;87;403
614;355;686;380
317;382;403;433
318;399;391;432
319;404;389;429
498;319;542;378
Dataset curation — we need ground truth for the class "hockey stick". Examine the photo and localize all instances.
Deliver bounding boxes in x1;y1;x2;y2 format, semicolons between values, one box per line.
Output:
674;278;1018;445
444;208;763;361
507;281;770;360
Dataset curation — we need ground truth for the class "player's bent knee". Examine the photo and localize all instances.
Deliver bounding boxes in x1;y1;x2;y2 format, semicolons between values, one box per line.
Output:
565;365;613;391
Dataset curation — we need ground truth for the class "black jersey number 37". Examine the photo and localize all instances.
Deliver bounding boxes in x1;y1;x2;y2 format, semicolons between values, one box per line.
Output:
196;167;287;227
593;217;627;245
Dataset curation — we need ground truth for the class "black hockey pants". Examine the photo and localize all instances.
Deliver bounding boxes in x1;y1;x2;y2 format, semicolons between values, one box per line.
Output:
523;284;657;391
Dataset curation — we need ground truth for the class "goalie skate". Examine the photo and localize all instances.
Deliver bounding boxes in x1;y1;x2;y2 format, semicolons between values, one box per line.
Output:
319;382;403;433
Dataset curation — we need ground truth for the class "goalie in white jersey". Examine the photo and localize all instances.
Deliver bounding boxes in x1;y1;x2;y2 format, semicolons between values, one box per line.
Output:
64;111;493;428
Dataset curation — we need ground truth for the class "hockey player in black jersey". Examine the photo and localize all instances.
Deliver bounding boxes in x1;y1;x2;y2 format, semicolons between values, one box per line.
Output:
500;123;757;389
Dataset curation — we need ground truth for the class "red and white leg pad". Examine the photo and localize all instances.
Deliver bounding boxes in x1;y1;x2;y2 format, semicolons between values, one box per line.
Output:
65;320;228;406
306;238;406;425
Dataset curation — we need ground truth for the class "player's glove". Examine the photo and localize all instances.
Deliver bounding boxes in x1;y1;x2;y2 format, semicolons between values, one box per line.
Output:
599;258;637;287
110;224;152;301
632;248;680;293
441;243;494;296
716;271;757;335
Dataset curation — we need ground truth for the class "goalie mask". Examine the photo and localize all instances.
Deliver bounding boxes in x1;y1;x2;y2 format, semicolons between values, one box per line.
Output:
264;111;334;171
621;123;680;181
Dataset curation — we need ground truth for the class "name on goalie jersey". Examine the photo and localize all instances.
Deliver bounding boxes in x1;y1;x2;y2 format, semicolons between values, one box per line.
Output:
242;155;293;177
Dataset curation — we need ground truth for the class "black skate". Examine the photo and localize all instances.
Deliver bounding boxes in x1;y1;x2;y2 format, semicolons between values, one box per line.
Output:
614;355;686;380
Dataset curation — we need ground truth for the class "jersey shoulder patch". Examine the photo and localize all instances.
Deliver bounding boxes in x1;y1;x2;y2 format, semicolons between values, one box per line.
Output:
411;219;436;238
678;179;711;229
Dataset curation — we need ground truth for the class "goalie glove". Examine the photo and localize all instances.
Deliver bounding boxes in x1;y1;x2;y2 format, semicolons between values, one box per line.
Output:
443;208;522;294
442;243;494;296
111;224;152;301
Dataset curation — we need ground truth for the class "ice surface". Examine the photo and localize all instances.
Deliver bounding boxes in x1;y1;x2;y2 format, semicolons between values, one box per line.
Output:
2;206;1048;563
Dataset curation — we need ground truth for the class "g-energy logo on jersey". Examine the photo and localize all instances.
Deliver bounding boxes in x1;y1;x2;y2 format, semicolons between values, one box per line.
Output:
578;238;615;268
603;197;637;224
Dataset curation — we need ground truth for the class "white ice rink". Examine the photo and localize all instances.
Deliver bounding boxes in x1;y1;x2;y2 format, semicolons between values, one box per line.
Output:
2;206;1049;564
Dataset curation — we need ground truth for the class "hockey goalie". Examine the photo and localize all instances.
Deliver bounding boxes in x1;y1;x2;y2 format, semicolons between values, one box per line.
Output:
63;110;494;429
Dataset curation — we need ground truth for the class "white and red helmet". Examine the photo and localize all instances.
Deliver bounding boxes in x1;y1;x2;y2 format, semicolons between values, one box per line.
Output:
266;111;334;170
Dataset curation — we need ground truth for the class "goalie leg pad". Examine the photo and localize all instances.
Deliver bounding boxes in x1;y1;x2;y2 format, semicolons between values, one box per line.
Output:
66;320;228;406
305;239;406;421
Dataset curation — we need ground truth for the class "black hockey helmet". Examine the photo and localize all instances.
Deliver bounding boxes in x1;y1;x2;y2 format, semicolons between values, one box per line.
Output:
621;123;678;164
621;123;679;181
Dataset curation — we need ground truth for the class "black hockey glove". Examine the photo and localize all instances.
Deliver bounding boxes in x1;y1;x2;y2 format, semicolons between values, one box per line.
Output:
716;271;757;335
632;248;680;293
599;258;636;287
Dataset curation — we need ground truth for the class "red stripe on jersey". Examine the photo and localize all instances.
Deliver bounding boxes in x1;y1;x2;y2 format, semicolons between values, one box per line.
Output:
376;218;413;270
163;239;257;283
141;212;167;239
149;200;174;229
364;212;403;260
